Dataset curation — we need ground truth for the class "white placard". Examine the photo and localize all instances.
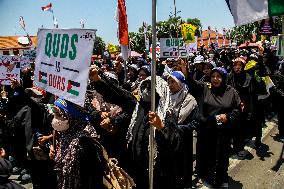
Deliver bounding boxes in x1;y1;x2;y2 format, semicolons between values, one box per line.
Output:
34;29;96;107
0;55;21;85
160;38;197;58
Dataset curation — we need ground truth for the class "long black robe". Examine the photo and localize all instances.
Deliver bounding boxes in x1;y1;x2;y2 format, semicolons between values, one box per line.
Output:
227;72;258;151
127;101;193;189
187;76;241;187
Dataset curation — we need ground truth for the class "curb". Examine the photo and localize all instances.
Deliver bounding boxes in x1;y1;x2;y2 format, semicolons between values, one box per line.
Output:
228;117;278;172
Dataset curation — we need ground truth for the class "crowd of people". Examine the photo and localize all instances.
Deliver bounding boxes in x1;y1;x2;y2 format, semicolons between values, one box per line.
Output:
0;42;283;189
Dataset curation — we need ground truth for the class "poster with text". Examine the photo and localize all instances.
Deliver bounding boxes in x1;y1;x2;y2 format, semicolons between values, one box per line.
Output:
0;55;21;85
34;29;96;107
160;38;197;58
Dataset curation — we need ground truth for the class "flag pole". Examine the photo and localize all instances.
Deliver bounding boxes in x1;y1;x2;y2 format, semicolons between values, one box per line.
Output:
149;0;156;188
51;10;57;28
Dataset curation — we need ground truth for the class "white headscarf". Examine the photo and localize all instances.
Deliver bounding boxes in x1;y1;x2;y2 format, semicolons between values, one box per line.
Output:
168;72;197;124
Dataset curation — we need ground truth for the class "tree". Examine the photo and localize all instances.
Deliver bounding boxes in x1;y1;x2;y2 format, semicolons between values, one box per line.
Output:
128;16;202;53
186;18;202;29
157;16;182;39
227;16;282;45
186;18;202;36
129;24;152;54
93;36;106;55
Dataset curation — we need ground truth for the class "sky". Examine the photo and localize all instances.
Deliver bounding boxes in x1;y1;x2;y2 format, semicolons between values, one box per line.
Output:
0;0;235;44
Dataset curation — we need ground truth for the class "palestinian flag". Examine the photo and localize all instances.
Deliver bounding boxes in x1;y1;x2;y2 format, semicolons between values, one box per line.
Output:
67;80;80;96
226;0;284;25
41;3;52;12
39;71;47;84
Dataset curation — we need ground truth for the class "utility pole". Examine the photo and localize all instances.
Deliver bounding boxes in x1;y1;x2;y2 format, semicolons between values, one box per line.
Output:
174;0;176;17
173;0;180;57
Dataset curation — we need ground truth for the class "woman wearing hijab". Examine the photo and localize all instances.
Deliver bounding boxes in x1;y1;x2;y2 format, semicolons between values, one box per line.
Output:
187;67;241;188
167;71;197;125
85;70;134;165
126;76;194;189
49;98;107;189
227;57;258;158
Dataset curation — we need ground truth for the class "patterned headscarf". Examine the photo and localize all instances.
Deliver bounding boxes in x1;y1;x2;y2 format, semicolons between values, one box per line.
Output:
127;76;171;144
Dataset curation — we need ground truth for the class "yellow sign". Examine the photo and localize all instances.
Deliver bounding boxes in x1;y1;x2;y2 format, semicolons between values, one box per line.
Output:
180;23;197;44
107;43;117;53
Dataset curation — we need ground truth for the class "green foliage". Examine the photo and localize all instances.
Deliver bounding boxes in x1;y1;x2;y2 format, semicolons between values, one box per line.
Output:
228;16;282;45
186;18;202;29
93;36;106;55
157;16;182;39
129;17;202;53
129;32;145;54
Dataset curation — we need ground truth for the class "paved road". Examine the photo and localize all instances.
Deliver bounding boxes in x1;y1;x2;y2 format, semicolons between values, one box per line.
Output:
228;118;283;189
12;118;281;189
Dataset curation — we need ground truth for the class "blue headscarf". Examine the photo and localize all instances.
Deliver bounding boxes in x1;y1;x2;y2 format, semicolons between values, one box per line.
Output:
54;98;90;121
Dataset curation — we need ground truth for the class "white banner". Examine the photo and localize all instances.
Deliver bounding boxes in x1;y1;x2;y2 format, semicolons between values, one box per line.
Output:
160;38;197;58
34;29;96;107
23;49;37;62
0;55;21;85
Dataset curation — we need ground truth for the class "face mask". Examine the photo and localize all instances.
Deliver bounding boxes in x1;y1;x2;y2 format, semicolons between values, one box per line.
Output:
51;117;69;131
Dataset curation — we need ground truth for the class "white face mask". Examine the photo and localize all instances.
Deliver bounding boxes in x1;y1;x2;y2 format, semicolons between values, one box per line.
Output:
52;117;69;131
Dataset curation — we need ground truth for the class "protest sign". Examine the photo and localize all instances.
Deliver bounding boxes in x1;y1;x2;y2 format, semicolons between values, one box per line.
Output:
0;55;21;85
160;38;197;58
23;49;37;62
180;23;197;44
34;29;96;107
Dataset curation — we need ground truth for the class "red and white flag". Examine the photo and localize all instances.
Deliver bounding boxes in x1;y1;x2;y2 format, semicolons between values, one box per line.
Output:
117;0;129;61
41;3;52;12
19;16;25;30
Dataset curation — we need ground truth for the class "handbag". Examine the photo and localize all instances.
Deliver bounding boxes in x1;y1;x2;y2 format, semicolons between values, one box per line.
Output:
96;140;136;189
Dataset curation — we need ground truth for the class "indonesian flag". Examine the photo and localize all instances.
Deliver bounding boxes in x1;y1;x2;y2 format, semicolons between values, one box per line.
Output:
117;0;129;61
226;0;284;26
41;3;52;12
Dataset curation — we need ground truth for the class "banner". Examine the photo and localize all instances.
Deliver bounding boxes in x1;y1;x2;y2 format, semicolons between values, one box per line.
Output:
23;49;37;62
160;38;197;58
180;23;197;44
34;29;95;107
259;18;273;35
0;55;21;85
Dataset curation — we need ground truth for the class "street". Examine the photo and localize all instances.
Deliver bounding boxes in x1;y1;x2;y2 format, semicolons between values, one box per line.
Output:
229;118;283;189
10;117;284;189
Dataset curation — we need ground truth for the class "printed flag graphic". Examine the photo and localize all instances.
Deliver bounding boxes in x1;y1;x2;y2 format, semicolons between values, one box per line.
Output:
67;80;80;96
39;71;47;84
